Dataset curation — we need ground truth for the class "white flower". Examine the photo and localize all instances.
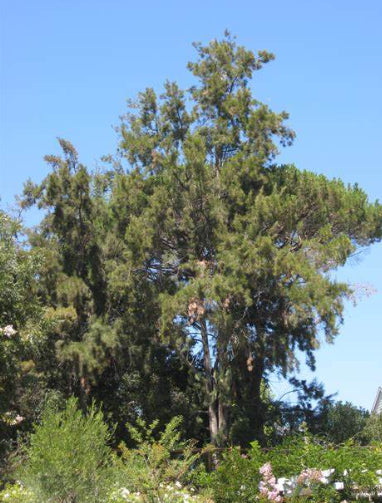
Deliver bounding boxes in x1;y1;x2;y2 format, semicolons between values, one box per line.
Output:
1;325;17;337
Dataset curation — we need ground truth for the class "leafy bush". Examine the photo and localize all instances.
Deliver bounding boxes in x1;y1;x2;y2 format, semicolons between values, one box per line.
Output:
6;405;382;503
198;442;265;503
113;416;211;502
17;397;115;503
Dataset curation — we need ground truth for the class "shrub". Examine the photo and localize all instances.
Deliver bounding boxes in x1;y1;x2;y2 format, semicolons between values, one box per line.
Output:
113;416;211;502
199;442;265;503
17;397;114;503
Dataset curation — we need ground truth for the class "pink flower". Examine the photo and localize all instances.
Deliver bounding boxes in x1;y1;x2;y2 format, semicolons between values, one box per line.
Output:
260;462;273;477
259;462;283;502
297;468;323;485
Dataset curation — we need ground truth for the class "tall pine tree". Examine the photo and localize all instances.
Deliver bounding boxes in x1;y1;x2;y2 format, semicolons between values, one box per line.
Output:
115;32;382;444
21;32;382;446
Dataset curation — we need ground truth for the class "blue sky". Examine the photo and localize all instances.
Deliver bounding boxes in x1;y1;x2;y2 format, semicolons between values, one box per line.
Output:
1;0;381;410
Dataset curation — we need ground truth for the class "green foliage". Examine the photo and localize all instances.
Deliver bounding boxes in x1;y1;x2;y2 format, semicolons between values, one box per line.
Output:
113;31;382;444
199;442;264;503
0;211;43;469
266;433;382;498
20;136;203;444
204;433;382;502
0;211;41;328
289;476;340;503
362;412;382;443
115;416;205;502
308;400;369;444
17;397;115;503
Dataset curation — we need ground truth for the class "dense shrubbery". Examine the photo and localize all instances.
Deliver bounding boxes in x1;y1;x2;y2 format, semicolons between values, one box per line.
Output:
1;398;381;503
2;399;213;503
204;434;382;502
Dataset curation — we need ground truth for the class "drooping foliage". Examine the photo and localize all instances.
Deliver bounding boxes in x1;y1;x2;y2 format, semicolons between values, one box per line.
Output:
21;138;204;443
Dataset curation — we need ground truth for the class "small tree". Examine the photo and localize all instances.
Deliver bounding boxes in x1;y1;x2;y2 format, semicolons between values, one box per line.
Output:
18;397;114;503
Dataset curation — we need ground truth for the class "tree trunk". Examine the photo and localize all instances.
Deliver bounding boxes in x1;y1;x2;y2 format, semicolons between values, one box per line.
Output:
218;399;228;443
200;319;219;444
232;346;265;444
248;354;265;442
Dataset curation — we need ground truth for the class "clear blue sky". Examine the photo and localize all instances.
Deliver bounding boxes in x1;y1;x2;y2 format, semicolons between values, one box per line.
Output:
1;0;381;410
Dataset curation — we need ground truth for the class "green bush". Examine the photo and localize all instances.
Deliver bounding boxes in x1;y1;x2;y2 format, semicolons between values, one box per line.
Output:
17;397;115;503
198;442;265;503
113;416;211;502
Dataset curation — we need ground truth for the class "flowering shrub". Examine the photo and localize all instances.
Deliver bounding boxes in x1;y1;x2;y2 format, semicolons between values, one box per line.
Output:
289;468;340;502
204;435;382;502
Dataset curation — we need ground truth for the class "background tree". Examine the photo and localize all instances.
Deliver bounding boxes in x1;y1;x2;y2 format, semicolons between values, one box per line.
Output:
362;412;382;443
307;400;369;444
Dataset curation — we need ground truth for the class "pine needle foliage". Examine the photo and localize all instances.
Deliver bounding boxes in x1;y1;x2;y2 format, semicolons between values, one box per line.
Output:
18;32;382;446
